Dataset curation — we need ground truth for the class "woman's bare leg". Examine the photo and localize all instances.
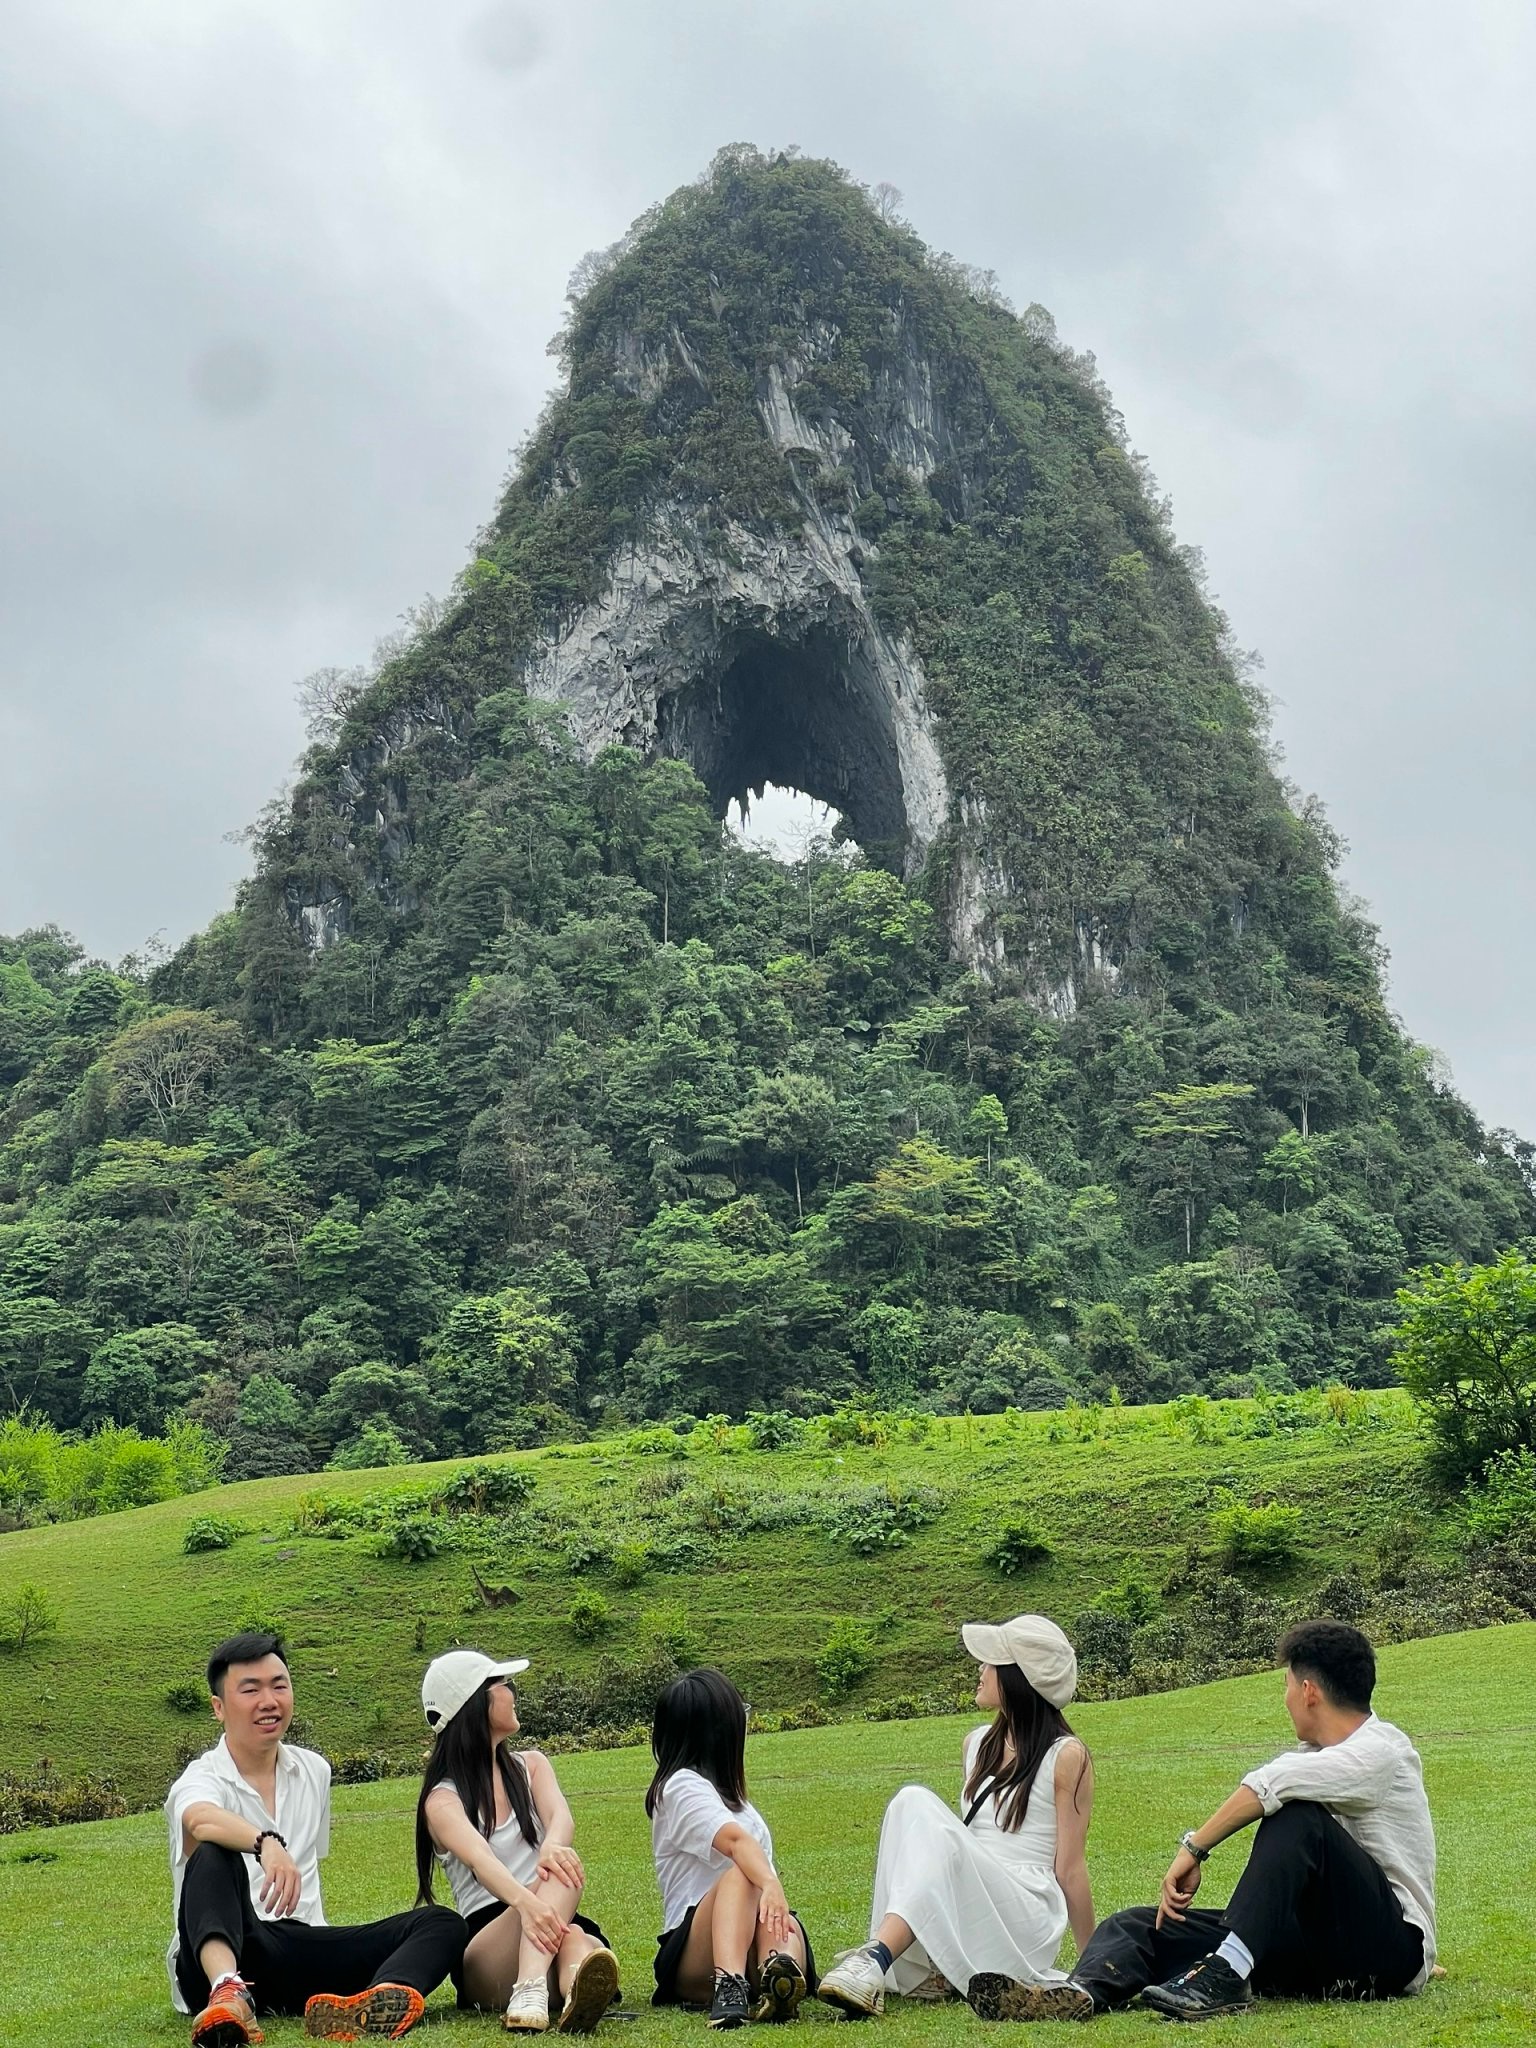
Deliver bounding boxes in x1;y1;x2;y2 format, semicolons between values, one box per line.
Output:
750;1910;809;1982
516;1875;583;1988
673;1869;759;2003
461;1909;528;2010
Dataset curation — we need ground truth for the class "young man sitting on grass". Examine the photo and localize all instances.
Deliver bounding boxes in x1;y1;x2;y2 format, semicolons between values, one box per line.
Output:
968;1620;1436;2023
166;1631;465;2044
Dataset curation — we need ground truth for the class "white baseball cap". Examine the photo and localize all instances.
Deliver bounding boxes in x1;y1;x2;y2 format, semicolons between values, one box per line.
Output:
421;1649;530;1731
961;1614;1077;1708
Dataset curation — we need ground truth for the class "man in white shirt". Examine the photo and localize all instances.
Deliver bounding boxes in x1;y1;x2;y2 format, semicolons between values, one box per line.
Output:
968;1620;1435;2023
166;1632;464;2044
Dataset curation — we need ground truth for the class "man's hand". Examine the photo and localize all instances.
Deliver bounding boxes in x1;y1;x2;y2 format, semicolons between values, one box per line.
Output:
520;1892;569;1955
1156;1848;1202;1930
537;1844;585;1891
757;1876;793;1948
256;1836;303;1917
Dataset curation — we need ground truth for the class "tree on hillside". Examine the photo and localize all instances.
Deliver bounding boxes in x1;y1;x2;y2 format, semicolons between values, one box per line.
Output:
1393;1249;1536;1481
104;1010;241;1133
1134;1082;1255;1258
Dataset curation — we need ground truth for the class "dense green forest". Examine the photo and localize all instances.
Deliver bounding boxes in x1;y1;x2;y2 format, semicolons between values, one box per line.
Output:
1;148;1530;1478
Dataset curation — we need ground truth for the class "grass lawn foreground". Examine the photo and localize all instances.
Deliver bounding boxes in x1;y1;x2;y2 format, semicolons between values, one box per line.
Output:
1;1624;1531;2046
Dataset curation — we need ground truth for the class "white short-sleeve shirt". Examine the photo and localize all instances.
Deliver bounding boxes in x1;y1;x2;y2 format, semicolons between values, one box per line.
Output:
164;1737;332;2010
650;1767;774;1933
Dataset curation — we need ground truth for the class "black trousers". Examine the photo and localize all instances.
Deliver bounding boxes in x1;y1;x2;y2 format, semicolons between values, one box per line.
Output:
175;1843;466;2015
1075;1803;1425;2007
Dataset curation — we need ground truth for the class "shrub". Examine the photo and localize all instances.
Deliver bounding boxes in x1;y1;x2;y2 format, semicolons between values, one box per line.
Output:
0;1584;58;1654
1092;1571;1160;1626
1209;1491;1303;1571
0;1766;126;1834
816;1617;875;1698
1316;1570;1369;1621
563;1536;613;1576
623;1426;687;1458
331;1751;396;1784
182;1515;239;1554
1072;1609;1134;1678
567;1590;611;1641
824;1482;942;1554
1464;1447;1536;1548
777;1699;828;1731
742;1410;806;1451
164;1680;206;1714
435;1463;536;1517
983;1516;1054;1576
640;1602;696;1663
518;1650;679;1740
375;1516;442;1563
1393;1250;1536;1481
327;1422;410;1470
610;1542;650;1588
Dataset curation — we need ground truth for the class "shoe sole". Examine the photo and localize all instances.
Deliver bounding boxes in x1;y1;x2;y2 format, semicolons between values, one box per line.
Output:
1138;1991;1252;2022
966;1976;1096;2023
193;2022;258;2048
706;2014;748;2030
753;1956;808;2024
558;1950;620;2034
304;1986;424;2040
816;1979;881;2021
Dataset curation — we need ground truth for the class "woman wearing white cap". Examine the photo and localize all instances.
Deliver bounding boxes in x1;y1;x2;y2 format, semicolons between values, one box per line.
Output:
414;1649;619;2033
817;1615;1095;2023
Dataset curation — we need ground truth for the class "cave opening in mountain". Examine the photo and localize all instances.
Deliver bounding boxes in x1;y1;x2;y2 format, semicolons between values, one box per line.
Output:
655;624;908;873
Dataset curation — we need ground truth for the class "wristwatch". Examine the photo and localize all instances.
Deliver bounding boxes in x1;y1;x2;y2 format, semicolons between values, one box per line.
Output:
1178;1830;1210;1863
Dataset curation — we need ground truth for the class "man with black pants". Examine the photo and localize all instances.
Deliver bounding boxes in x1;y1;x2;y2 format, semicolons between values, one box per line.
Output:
967;1621;1435;2022
166;1632;465;2044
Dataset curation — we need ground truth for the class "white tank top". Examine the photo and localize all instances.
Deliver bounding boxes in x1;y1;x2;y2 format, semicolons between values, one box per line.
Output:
435;1755;545;1917
963;1727;1074;1869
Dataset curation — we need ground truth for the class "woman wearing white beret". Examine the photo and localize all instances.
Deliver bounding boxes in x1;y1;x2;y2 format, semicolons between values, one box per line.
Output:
817;1615;1095;2022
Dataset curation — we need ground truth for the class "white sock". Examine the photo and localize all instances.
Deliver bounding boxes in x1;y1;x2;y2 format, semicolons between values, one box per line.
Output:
1215;1934;1254;1980
210;1974;247;1999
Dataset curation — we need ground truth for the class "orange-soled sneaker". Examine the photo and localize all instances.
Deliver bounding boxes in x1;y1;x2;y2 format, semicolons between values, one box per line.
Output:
191;1976;264;2047
303;1983;426;2040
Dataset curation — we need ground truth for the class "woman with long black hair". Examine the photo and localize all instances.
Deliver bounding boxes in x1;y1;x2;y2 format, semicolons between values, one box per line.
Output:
816;1615;1095;2023
415;1650;619;2033
646;1667;815;2030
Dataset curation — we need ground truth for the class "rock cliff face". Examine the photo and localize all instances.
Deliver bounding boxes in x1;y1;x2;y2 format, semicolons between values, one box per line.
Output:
280;148;1296;1010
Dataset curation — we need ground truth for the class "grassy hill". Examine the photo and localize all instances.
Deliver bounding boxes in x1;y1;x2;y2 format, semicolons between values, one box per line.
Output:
1;1393;1503;1805
2;1625;1532;2046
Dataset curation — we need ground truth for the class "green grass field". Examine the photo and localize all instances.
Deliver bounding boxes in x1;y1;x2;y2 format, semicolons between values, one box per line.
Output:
2;1626;1531;2047
0;1398;1442;1803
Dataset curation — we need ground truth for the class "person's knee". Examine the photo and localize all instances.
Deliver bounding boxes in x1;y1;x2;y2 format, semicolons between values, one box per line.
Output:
185;1840;245;1879
1257;1800;1328;1844
716;1862;756;1896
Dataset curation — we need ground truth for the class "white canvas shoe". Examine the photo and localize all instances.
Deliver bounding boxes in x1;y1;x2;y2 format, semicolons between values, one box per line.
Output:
503;1976;551;2032
817;1948;887;2018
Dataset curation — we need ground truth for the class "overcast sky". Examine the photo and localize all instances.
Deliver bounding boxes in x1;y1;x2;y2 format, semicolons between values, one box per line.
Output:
2;1;1532;1133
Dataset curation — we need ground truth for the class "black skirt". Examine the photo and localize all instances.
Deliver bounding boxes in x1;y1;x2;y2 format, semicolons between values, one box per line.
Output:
456;1901;613;2009
652;1903;818;2006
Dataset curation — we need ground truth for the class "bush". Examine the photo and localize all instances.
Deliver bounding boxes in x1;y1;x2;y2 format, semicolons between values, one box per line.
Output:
567;1590;611;1641
182;1515;240;1554
327;1422;410;1470
1209;1491;1303;1571
1093;1571;1160;1626
640;1602;695;1663
983;1516;1054;1576
0;1766;126;1834
742;1410;806;1451
0;1584;58;1654
1072;1608;1134;1677
375;1516;443;1563
435;1464;536;1517
623;1426;687;1458
610;1542;650;1588
1464;1447;1536;1548
164;1680;206;1714
824;1482;943;1554
518;1650;680;1741
816;1617;875;1698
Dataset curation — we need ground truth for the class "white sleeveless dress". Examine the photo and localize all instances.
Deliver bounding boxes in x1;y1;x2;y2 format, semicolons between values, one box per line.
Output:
868;1728;1076;1995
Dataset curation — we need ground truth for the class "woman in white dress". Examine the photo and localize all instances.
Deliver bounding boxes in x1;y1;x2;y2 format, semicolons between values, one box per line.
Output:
647;1667;816;2030
414;1649;620;2033
817;1614;1094;2024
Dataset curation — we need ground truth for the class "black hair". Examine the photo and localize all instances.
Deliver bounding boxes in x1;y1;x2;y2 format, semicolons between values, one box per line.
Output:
1278;1620;1376;1713
644;1668;748;1820
964;1661;1089;1832
415;1676;539;1905
208;1633;288;1698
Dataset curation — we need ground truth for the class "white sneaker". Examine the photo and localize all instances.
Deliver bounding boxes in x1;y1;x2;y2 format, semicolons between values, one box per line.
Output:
817;1948;887;2019
504;1976;551;2032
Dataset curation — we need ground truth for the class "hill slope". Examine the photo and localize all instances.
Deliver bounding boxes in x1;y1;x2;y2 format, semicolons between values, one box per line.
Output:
1;146;1530;1458
3;1626;1533;2046
2;1397;1522;1806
